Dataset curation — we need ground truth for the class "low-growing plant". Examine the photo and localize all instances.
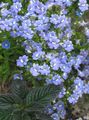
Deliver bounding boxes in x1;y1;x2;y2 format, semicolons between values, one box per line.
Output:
0;80;61;120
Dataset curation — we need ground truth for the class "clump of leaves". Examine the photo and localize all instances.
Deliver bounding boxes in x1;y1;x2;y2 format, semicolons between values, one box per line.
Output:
0;80;61;120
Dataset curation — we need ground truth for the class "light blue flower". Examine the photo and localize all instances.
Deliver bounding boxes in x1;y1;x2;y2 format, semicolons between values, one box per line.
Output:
78;0;88;12
52;74;63;85
13;73;23;80
51;113;59;120
17;55;28;67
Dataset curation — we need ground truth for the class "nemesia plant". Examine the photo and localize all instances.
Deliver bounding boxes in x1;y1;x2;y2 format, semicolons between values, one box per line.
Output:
0;0;89;119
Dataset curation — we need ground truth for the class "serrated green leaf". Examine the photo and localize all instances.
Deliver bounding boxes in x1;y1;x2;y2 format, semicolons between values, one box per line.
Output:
22;113;31;120
0;109;14;120
26;85;61;110
0;109;23;120
0;94;15;109
11;80;28;99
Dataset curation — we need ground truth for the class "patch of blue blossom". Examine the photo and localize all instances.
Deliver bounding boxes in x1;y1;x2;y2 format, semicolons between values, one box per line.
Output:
82;66;89;78
22;41;33;53
30;63;50;76
10;31;19;38
23;40;42;53
84;82;89;94
51;113;59;120
78;69;85;77
55;0;72;7
50;57;60;70
78;0;89;12
59;62;72;73
0;18;19;31
62;72;68;80
27;0;47;16
1;8;10;17
52;74;63;85
29;63;40;76
53;101;66;119
32;50;45;60
13;0;21;2
17;26;34;39
17;55;28;67
50;14;71;29
59;52;68;64
39;63;50;75
34;15;50;31
74;55;85;69
58;87;66;98
21;19;32;29
10;2;22;14
47;0;72;7
68;77;84;104
43;31;60;49
79;55;89;78
46;53;58;61
45;104;54;114
47;74;63;85
62;40;74;52
0;2;8;8
63;28;73;39
13;73;23;80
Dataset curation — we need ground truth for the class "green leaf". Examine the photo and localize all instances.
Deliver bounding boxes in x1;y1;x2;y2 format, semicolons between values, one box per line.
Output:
22;113;31;120
0;92;24;108
0;94;15;109
0;109;22;120
0;109;14;120
0;82;60;120
26;85;61;111
11;80;28;99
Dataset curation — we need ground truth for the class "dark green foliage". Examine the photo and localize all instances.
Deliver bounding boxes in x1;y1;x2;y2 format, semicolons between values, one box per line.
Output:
46;5;61;17
0;31;25;84
0;80;61;120
11;80;28;99
26;84;60;111
87;0;89;4
39;0;49;4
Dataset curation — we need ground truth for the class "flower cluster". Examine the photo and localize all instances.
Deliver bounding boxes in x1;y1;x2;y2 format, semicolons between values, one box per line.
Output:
53;101;66;119
45;101;66;120
17;55;28;67
0;0;89;119
78;0;89;12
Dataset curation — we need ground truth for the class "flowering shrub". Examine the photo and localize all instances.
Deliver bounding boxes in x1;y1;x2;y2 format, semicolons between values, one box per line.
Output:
0;0;89;119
